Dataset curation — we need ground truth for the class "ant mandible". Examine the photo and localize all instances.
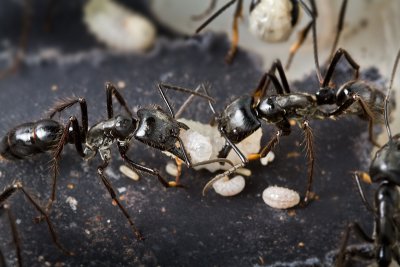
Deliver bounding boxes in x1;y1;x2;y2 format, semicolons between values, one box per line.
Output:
335;48;400;267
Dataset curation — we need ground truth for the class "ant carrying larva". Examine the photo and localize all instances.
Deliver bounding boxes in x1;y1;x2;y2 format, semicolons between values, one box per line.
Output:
0;82;234;245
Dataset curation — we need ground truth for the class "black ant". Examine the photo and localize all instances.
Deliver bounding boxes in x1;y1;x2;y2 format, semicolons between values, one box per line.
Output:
335;48;400;267
201;44;387;203
194;0;348;67
0;82;233;242
0;182;73;267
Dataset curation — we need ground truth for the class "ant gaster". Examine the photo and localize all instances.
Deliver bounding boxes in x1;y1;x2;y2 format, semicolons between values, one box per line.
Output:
202;46;387;203
335;48;400;267
0;83;233;242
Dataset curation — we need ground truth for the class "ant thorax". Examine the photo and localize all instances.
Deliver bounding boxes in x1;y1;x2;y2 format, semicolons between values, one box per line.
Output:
174;118;262;172
248;0;298;42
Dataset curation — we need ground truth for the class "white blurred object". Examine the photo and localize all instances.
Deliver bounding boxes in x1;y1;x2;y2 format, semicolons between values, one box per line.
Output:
84;0;156;52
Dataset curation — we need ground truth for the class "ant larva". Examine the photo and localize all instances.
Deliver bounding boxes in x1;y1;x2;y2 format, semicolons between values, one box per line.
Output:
0;82;234;242
0;182;73;267
201;43;389;204
335;48;400;267
194;0;348;67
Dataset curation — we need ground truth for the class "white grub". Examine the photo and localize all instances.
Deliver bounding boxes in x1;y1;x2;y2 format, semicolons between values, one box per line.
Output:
248;0;296;42
180;129;213;163
212;175;245;197
66;196;78;211
260;151;275;166
165;162;178;177
262;186;300;209
119;165;139;181
176;119;262;172
83;0;156;52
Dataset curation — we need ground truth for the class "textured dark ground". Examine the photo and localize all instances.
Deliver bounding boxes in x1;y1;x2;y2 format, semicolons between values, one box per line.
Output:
0;1;386;266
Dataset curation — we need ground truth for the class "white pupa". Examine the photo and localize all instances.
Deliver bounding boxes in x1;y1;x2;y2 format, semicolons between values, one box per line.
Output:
262;186;300;209
83;0;156;52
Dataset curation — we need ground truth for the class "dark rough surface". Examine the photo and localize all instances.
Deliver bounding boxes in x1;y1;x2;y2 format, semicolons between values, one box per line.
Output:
0;1;386;267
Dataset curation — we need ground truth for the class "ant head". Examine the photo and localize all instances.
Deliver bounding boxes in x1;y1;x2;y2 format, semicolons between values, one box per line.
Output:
219;96;261;143
114;115;136;139
315;87;336;105
370;134;400;185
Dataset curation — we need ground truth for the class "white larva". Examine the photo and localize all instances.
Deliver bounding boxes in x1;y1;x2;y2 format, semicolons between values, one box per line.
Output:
248;0;297;42
262;186;300;209
119;165;139;181
83;0;156;52
165;162;179;177
212;175;245;197
176;118;262;172
260;151;275;166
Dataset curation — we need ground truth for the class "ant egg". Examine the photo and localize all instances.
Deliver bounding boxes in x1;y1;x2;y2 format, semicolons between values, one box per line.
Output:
213;175;245;197
119;165;139;181
260;151;275;166
248;0;295;42
262;186;300;209
83;0;156;52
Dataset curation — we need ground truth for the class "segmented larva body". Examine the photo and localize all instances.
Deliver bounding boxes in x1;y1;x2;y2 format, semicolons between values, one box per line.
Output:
248;0;297;42
83;0;156;52
262;186;300;209
212;175;245;197
178;118;263;172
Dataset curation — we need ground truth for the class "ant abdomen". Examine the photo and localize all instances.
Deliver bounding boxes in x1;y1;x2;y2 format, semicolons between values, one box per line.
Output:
0;119;63;160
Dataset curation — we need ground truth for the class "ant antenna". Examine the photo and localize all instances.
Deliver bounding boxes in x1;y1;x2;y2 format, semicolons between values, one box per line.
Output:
384;48;400;140
298;0;322;83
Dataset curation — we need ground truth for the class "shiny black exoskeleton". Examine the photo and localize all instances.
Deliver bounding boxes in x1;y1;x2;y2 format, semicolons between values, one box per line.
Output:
335;48;400;267
0;82;226;246
206;48;386;203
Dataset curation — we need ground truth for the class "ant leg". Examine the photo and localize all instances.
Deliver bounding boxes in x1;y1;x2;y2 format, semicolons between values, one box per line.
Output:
322;48;360;88
329;0;348;61
301;120;315;204
326;94;379;146
225;0;243;64
335;222;374;266
36;116;84;222
0;183;73;256
47;97;88;138
0;0;32;80
353;172;375;213
174;158;183;185
285;22;313;70
1;204;22;267
196;0;237;33
118;144;182;188
175;84;204;119
0;249;5;267
191;0;218;21
105;82;133;119
298;0;322;82
253;60;291;103
247;119;291;161
97;160;144;241
158;83;215;119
